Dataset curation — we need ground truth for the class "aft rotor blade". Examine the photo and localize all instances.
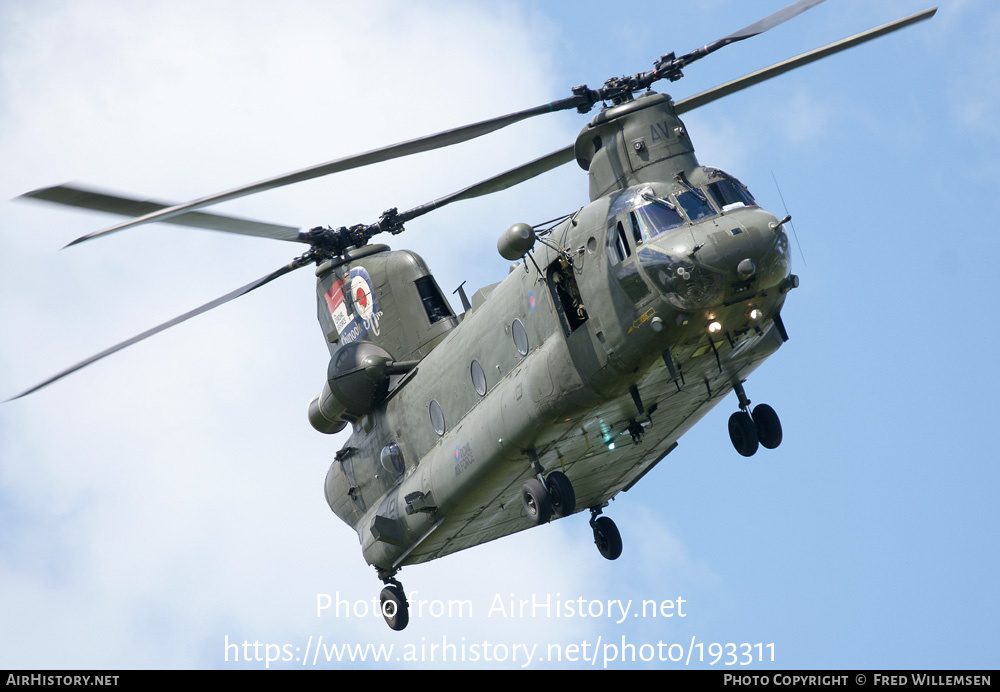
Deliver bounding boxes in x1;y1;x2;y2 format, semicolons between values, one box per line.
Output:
7;255;313;401
65;96;592;247
399;145;576;224
21;184;305;245
675;7;938;114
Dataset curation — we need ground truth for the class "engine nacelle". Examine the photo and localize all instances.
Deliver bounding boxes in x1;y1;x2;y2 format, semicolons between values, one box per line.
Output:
307;341;393;434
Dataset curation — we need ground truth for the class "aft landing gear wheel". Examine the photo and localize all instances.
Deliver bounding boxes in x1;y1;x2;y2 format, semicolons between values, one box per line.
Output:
545;471;576;518
752;404;782;449
728;410;759;457
591;515;623;560
379;584;409;632
521;478;552;525
587;507;622;560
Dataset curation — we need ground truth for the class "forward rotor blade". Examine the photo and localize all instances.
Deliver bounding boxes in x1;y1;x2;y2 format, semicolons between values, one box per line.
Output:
399;145;576;224
7;256;313;401
676;0;827;71
21;184;305;245
675;7;938;114
720;0;827;44
65;96;591;247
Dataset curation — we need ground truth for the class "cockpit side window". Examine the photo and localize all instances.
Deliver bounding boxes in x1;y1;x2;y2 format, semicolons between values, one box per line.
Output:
629;211;645;246
614;220;632;262
707;177;757;211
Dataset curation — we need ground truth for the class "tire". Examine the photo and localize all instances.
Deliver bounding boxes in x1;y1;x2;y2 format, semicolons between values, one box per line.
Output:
728;410;759;457
545;471;576;517
593;516;623;560
752;404;782;449
379;584;409;632
521;478;551;525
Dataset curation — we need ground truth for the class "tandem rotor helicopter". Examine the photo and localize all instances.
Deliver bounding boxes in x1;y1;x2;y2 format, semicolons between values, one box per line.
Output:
10;0;935;631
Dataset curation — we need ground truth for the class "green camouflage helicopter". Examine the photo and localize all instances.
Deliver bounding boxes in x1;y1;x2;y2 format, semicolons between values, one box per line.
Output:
12;0;935;631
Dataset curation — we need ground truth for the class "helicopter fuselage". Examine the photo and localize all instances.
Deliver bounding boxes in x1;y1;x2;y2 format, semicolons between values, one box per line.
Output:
9;0;936;636
314;92;795;572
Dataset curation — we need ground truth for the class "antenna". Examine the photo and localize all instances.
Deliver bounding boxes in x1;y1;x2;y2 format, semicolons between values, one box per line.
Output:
771;171;806;267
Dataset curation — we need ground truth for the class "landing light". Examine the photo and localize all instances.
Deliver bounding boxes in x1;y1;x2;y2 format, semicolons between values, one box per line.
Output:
749;308;762;321
707;321;722;334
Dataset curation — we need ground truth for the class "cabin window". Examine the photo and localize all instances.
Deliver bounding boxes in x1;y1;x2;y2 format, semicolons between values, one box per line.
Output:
512;319;529;356
414;276;453;324
429;399;445;436
470;360;487;396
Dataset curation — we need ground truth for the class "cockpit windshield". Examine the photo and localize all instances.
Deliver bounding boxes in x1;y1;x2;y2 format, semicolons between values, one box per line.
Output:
676;190;714;222
706;175;757;212
633;201;684;240
609;178;742;257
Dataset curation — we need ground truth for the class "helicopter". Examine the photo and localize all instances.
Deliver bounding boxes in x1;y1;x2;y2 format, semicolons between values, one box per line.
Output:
8;0;936;633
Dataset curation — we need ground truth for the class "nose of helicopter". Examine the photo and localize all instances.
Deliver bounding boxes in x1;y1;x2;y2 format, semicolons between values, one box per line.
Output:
638;207;791;311
698;207;790;288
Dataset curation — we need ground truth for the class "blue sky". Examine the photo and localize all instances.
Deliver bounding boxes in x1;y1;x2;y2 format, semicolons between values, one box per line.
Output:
1;0;997;670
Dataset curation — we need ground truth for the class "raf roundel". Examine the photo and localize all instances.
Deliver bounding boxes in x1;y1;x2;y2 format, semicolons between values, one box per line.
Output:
351;271;375;322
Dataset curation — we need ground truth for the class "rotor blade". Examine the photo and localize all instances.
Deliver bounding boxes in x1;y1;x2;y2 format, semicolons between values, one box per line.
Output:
64;95;592;247
6;255;313;401
720;0;827;44
21;184;305;245
398;144;576;224
677;0;827;71
675;7;938;114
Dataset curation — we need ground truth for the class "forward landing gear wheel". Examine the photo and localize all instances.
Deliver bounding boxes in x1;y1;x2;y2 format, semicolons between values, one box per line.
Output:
545;471;576;517
752;404;782;449
379;584;409;632
592;516;623;560
521;478;552;525
729;411;759;457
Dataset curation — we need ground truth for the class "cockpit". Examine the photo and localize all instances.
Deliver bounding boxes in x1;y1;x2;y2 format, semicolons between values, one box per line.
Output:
606;169;786;312
608;168;757;264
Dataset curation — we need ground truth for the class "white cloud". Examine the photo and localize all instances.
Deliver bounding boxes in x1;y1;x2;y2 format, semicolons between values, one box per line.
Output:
0;0;607;669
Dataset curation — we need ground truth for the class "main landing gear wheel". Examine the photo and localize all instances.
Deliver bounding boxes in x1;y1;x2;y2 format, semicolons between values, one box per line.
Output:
545;471;576;518
728;382;782;457
379;584;409;632
728;410;759;457
752;403;782;449
590;513;623;560
521;478;551;525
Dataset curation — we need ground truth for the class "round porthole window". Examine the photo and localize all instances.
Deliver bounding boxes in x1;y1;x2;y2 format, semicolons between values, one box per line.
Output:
429;399;445;436
470;360;487;396
380;442;405;474
512;319;528;356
